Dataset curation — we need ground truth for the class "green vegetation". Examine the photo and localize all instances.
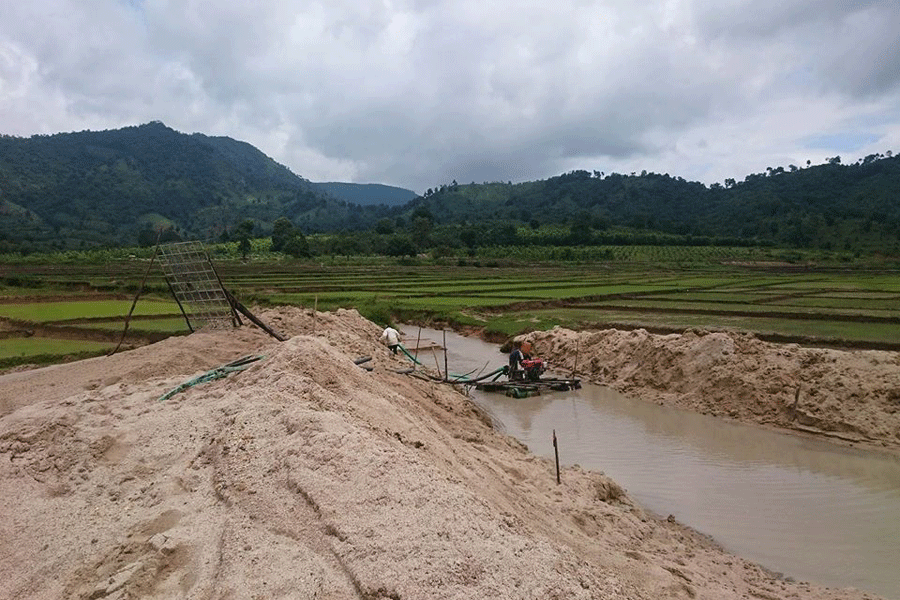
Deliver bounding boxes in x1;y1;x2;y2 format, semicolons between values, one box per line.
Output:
0;122;396;252
2;250;898;373
409;157;900;256
0;299;178;322
0;337;114;369
311;182;417;206
76;318;191;334
4;122;896;371
0;337;113;359
2;122;898;264
190;254;900;348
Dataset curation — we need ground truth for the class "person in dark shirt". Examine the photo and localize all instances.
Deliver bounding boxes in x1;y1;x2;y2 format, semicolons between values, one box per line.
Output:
508;340;524;380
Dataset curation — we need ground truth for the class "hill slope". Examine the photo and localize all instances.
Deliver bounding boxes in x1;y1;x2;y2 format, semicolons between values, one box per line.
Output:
410;155;900;252
0;123;390;251
312;181;418;206
2;121;897;255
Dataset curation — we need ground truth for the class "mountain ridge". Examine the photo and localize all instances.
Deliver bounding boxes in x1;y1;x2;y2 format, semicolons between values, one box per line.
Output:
1;122;898;255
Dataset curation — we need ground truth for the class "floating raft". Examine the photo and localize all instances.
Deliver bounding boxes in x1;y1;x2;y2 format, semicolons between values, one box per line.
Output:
475;378;581;398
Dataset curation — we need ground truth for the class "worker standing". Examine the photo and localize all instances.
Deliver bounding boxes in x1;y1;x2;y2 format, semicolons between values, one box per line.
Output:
381;326;401;354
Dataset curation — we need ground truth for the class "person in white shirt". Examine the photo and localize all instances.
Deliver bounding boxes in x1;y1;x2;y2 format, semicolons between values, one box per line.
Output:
381;326;401;354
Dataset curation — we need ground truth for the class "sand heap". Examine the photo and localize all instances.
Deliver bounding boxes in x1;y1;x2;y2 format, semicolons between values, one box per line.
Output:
525;327;900;451
0;308;884;599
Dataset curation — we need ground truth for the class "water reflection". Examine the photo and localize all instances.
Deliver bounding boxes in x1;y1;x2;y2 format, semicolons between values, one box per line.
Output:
408;326;900;598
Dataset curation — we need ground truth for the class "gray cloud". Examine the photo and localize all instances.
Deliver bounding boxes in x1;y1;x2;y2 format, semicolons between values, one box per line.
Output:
1;0;898;192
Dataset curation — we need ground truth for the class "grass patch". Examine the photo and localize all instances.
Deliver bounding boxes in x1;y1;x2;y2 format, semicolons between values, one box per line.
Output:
0;300;180;322
74;318;191;333
0;337;114;360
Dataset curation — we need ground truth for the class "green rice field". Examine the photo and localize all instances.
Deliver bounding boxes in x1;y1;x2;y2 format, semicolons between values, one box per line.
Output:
0;337;113;360
2;249;899;369
0;300;179;322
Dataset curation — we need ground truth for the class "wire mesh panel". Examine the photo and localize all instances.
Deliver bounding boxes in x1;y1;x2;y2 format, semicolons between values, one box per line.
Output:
157;241;236;330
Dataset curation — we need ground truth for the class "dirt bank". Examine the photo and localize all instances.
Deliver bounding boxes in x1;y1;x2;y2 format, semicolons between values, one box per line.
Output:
525;327;900;452
0;309;885;599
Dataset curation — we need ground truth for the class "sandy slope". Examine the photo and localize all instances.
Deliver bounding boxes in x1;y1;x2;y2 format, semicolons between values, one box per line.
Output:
0;309;885;599
524;327;900;452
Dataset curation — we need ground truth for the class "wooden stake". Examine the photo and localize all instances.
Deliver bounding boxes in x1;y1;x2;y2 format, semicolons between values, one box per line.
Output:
165;275;193;333
553;429;561;485
431;347;442;379
207;250;242;327
109;234;161;356
443;329;449;382
225;289;287;341
414;326;422;367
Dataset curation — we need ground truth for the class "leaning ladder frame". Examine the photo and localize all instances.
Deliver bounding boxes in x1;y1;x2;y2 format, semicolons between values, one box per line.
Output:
157;241;239;331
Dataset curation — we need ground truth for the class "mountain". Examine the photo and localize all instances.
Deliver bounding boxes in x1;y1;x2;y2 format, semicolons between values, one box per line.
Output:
312;182;417;207
0;122;391;251
407;155;900;253
1;121;897;255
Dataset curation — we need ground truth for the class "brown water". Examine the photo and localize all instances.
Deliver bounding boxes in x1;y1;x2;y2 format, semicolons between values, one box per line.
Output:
409;327;900;599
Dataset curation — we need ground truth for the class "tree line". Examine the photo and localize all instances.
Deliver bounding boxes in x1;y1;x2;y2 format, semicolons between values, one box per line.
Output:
2;122;897;257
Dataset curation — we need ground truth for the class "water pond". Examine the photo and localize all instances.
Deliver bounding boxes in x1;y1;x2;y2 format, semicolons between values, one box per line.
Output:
409;327;900;599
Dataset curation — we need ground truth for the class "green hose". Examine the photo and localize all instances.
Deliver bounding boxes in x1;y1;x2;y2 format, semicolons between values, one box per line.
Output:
157;355;265;401
398;344;507;384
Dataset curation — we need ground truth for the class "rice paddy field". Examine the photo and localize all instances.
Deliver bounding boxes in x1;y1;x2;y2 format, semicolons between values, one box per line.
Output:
2;248;899;369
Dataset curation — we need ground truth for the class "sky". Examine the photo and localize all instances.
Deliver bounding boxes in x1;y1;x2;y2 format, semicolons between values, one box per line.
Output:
1;0;899;194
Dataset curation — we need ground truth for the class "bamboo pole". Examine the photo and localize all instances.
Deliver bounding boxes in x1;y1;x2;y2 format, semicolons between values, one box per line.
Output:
109;235;161;356
166;275;193;333
207;250;242;326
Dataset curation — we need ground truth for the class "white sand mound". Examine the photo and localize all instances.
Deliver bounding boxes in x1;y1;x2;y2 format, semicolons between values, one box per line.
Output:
527;326;900;450
0;308;880;599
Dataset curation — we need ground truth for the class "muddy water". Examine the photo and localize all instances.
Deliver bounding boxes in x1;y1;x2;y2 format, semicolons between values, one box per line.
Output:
409;327;900;599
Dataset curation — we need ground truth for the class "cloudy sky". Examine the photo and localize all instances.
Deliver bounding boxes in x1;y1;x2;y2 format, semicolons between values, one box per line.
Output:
1;0;898;193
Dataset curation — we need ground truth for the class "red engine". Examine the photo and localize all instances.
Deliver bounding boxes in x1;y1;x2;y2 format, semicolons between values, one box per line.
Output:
520;358;546;381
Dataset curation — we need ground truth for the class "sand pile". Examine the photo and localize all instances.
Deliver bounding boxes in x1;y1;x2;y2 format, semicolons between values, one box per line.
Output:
526;327;900;451
0;308;883;599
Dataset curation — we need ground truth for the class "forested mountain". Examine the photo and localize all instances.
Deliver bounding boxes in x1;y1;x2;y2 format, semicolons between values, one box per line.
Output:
1;121;897;255
406;154;900;253
312;182;417;206
0;122;392;251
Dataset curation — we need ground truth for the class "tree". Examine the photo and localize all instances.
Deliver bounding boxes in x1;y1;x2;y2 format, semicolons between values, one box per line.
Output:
137;225;158;247
282;232;311;258
568;219;592;245
493;223;518;246
271;217;295;252
385;235;416;256
375;218;394;234
161;227;182;243
235;219;254;259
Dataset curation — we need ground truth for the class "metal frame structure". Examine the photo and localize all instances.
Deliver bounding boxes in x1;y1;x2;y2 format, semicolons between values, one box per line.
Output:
157;241;238;331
